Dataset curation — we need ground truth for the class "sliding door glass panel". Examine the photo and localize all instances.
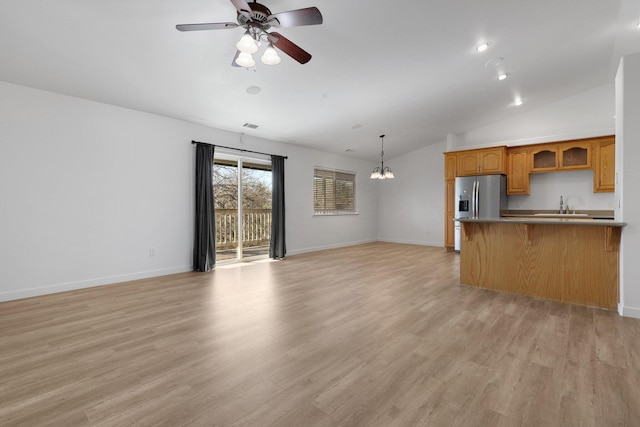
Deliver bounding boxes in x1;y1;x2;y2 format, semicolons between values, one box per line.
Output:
213;160;239;261
213;158;271;262
241;162;272;260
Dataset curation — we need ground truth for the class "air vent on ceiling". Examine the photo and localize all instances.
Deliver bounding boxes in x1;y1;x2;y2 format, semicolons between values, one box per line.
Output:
243;123;259;129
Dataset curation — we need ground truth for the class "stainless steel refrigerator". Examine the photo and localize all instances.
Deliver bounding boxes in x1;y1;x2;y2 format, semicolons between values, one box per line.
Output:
454;174;507;251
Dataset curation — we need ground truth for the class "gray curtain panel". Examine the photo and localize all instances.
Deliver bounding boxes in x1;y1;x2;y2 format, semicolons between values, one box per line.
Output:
270;155;286;259
193;143;216;271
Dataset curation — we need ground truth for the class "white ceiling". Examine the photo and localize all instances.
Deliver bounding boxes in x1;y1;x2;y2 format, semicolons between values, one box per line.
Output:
1;1;639;161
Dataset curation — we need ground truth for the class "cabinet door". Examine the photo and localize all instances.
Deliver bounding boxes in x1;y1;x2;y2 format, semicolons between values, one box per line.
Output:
507;148;529;194
445;180;455;248
594;138;615;192
457;152;479;176
444;153;457;180
480;148;506;174
530;146;558;172
560;143;591;170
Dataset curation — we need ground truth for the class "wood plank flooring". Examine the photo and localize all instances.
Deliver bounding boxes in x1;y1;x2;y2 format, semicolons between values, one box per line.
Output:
1;242;639;426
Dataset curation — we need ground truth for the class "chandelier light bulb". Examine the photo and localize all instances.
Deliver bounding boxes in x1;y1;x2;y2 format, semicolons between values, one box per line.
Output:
261;44;281;65
235;51;255;67
236;32;258;54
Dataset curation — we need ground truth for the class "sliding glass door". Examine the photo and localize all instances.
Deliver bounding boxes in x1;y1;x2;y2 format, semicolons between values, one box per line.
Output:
213;157;272;262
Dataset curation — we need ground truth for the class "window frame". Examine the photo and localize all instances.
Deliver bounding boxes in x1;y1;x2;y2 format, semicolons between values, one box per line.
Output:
313;167;358;216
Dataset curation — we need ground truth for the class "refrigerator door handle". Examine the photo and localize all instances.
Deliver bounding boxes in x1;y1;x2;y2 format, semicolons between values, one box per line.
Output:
475;179;480;218
472;179;477;218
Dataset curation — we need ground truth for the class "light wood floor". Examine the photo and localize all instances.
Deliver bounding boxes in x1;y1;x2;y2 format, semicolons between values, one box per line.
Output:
1;242;639;426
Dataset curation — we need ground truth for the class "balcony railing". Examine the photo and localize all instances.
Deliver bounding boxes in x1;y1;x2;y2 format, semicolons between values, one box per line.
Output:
215;208;271;250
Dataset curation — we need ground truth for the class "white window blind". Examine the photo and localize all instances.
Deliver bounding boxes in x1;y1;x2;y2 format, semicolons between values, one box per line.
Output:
314;168;357;215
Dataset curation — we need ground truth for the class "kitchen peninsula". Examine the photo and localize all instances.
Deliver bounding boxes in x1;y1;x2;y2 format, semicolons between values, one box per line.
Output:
458;216;626;310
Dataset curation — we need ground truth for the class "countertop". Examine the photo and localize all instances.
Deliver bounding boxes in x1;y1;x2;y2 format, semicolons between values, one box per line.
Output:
455;216;626;227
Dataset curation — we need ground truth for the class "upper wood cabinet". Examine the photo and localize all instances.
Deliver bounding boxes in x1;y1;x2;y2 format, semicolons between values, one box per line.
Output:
531;146;558;172
444;152;457;181
530;139;592;173
456;146;506;176
560;143;592;170
507;147;530;195
594;136;615;192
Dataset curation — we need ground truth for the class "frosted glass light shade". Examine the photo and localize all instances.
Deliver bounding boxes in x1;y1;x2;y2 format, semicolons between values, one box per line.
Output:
261;45;281;65
235;52;255;67
236;33;258;54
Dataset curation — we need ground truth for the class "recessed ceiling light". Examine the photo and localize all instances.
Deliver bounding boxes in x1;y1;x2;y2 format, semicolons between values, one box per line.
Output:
497;72;509;81
246;86;261;95
476;41;491;52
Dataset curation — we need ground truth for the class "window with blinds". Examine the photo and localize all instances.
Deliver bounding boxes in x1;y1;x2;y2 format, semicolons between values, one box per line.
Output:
314;168;357;215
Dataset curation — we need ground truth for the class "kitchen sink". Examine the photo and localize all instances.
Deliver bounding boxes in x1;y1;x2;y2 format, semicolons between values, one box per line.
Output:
533;213;590;217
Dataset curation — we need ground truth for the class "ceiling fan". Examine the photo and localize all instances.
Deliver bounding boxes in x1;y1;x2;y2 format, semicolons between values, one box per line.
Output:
176;0;323;66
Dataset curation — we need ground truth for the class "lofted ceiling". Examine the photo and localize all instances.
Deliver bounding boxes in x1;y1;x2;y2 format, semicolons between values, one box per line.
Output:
0;1;639;161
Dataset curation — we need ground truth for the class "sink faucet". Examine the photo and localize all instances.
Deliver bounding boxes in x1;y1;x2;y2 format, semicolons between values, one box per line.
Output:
559;195;564;214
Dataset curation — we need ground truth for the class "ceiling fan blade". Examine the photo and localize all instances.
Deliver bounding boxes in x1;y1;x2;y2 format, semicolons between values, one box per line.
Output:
267;7;323;28
230;0;254;18
268;32;312;64
176;22;238;31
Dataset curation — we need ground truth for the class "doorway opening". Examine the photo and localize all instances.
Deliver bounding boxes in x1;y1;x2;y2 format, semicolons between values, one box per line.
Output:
213;156;272;263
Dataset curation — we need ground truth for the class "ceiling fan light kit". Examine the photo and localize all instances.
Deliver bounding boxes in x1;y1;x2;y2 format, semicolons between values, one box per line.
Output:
236;51;256;67
236;30;259;54
176;0;323;68
261;44;281;65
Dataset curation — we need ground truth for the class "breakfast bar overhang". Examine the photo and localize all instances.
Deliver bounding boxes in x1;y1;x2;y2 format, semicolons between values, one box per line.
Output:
457;217;626;310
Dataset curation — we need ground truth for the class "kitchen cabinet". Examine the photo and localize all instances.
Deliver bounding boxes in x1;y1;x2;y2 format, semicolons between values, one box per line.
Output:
507;147;530;195
560;142;591;169
456;146;506;176
594;136;615;192
530;146;558;171
444;152;457;181
444;152;457;249
445;181;455;248
530;139;592;173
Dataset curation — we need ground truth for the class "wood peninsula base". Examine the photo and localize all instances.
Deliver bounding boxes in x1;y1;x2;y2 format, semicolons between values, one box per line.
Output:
459;219;624;310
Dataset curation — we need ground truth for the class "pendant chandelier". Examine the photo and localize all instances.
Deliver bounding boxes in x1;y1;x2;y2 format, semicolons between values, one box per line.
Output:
370;134;395;179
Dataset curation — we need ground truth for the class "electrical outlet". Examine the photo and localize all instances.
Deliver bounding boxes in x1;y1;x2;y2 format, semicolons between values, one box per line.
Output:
149;248;155;257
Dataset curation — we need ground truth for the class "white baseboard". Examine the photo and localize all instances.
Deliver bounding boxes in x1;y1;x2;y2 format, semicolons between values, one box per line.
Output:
620;304;640;319
0;265;193;302
377;238;444;247
286;239;378;256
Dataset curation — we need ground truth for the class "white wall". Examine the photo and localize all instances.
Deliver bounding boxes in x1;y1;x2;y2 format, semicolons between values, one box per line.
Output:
0;81;378;301
458;84;616;148
377;141;446;246
616;53;640;319
509;170;615;211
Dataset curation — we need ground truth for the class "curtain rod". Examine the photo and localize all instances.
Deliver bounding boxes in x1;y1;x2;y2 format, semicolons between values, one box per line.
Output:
191;140;288;159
